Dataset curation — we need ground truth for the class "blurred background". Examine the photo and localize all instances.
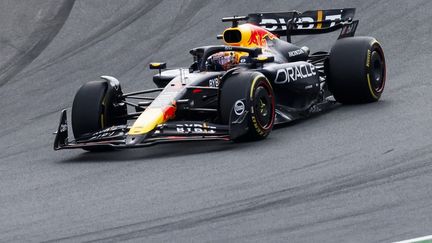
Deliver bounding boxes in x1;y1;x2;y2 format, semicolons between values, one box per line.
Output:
1;1;431;242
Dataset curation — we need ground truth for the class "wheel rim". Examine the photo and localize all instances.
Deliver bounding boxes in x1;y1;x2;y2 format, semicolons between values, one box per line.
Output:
370;50;385;92
253;85;273;129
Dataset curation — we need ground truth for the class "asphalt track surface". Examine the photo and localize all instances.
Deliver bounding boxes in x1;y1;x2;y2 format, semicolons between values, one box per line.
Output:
1;0;432;242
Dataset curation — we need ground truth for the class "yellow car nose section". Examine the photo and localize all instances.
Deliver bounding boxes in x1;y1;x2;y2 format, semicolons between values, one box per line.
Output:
128;103;176;135
128;108;165;135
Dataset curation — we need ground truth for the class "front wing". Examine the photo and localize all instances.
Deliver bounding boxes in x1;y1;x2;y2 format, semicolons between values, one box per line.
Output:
53;110;241;150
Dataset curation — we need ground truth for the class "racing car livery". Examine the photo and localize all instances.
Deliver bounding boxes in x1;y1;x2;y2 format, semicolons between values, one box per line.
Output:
54;8;386;151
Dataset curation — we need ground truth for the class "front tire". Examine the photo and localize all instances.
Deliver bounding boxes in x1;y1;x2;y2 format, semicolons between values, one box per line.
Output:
71;80;127;151
219;72;275;141
328;37;386;104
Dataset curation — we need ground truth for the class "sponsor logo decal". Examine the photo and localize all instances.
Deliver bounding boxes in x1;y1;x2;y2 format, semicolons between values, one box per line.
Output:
209;78;220;87
260;18;287;31
274;64;317;84
288;49;305;57
251;116;264;135
176;123;216;133
234;100;245;115
258;13;342;31
59;124;68;133
248;29;268;46
247;25;276;46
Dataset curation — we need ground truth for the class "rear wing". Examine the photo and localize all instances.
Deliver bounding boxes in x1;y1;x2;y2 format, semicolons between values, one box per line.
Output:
240;8;358;42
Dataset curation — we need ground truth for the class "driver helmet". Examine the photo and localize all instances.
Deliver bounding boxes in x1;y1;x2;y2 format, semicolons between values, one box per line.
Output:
206;51;241;71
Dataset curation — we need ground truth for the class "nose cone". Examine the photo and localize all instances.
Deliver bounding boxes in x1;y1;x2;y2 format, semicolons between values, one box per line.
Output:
128;104;176;137
125;134;147;145
128;108;165;135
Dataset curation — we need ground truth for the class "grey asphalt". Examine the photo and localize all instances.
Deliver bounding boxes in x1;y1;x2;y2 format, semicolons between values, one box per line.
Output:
1;0;431;242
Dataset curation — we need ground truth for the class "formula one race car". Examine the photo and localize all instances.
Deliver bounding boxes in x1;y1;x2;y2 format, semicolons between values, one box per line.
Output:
54;8;386;151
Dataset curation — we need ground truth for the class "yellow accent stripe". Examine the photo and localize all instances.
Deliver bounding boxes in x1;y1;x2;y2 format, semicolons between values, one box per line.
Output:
250;75;262;99
250;74;273;99
367;73;378;99
366;40;380;100
317;10;323;29
366;49;371;68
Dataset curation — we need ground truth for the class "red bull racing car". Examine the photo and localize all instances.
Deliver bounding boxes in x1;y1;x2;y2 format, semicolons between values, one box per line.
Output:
54;8;386;151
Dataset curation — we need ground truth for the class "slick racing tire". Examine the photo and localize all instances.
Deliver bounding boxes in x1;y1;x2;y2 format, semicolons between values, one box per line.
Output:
219;72;275;141
328;37;386;104
71;80;127;151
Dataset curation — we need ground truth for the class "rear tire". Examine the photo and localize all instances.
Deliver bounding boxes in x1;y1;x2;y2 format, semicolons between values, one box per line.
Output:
71;80;127;151
219;72;275;141
328;37;386;104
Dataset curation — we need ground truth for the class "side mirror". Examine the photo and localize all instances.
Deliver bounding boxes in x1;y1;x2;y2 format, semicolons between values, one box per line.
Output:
189;61;198;72
149;62;167;70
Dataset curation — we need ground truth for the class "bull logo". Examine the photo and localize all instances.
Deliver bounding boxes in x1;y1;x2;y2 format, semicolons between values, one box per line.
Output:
248;29;267;46
247;26;275;47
